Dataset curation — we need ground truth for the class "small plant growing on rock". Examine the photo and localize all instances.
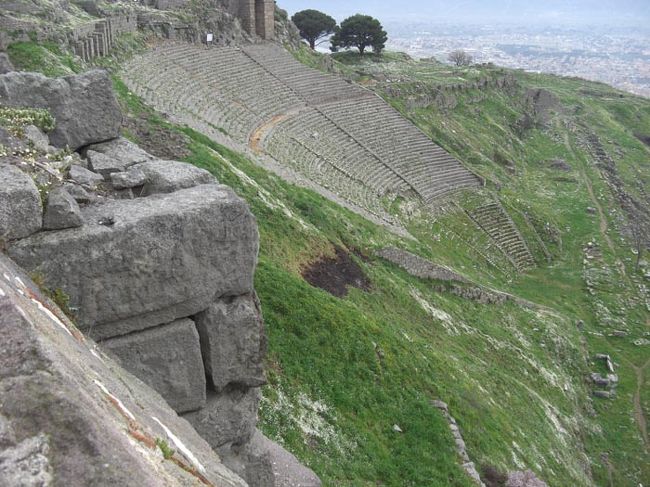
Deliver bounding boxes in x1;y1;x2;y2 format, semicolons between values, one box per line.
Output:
155;438;175;460
30;271;75;320
0;106;55;136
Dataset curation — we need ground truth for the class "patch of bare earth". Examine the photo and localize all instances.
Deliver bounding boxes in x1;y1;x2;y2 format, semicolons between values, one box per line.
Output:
302;247;371;298
123;114;191;160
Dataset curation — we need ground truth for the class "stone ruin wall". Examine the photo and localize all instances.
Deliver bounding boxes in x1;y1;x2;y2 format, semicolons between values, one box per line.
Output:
240;0;274;40
0;11;138;60
1;0;274;60
70;14;138;62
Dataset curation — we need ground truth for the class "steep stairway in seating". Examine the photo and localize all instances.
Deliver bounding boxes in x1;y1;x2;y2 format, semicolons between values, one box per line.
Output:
467;201;536;271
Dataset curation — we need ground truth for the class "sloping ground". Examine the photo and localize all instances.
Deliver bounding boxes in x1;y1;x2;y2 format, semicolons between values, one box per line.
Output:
14;35;648;486
98;82;601;486
328;51;650;486
120;41;481;218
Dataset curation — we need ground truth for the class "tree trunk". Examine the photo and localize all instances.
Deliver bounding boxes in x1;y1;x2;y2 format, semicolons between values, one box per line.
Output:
309;39;315;49
359;45;365;56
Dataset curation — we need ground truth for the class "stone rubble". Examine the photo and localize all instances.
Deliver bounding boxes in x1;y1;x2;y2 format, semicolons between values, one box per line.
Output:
0;70;122;150
0;164;42;240
432;400;486;486
42;186;84;230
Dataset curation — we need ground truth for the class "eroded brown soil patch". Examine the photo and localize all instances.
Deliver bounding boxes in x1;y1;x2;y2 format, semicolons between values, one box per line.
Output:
123;113;191;160
302;247;371;297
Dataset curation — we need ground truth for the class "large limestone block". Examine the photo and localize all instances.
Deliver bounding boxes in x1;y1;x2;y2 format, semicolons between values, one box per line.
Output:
0;164;42;240
0;253;247;487
219;429;322;487
134;159;215;195
42;187;83;230
195;293;267;392
85;136;156;168
0;53;14;74
182;387;261;449
102;318;206;414
9;184;259;339
0;69;122;150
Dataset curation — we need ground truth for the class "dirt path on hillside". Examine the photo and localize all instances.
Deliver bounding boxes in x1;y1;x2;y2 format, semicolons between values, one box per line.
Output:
249;113;291;153
580;167;627;278
627;358;650;450
250;108;308;154
563;133;626;276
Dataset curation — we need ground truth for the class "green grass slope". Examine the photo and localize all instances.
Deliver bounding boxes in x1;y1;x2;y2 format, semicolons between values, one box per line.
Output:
7;38;648;486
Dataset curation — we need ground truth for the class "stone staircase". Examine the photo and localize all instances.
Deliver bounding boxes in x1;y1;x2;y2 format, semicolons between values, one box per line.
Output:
467;201;536;271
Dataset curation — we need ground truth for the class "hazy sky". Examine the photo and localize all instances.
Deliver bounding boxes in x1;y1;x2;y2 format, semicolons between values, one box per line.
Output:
277;0;650;26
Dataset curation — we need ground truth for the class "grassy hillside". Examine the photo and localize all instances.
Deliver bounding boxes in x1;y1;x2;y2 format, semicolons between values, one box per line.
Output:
7;38;649;486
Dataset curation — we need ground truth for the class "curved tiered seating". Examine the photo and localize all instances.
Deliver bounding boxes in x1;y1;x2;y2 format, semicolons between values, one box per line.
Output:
467;202;535;270
317;97;480;203
265;108;410;195
122;43;304;142
121;41;482;217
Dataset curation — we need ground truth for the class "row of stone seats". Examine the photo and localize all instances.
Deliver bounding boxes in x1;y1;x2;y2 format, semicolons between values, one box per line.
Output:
242;44;370;105
468;203;535;270
122;66;261;142
317;97;481;203
121;41;482;214
266;108;410;195
122;43;305;142
121;59;400;228
264;133;391;217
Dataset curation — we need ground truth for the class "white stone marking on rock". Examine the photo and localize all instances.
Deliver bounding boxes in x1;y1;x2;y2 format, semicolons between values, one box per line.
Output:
31;298;73;336
90;347;105;362
14;276;26;289
94;379;136;421
0;288;5;297
151;416;206;475
3;273;10;282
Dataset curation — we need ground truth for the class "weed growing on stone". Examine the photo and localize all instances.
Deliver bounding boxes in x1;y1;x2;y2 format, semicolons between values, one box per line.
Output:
30;272;75;321
155;438;175;460
0;106;55;136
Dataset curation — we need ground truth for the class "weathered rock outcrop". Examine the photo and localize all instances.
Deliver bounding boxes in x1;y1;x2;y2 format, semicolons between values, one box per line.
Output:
85;136;157;168
183;387;261;448
102;318;207;413
377;246;467;282
218;429;322;487
0;70;122;150
9;183;259;339
0;53;13;74
42;187;83;230
0;164;42;241
1;68;321;487
195;293;267;391
0;252;247;486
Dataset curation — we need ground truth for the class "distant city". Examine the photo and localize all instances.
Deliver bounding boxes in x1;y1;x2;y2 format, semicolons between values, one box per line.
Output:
383;23;650;98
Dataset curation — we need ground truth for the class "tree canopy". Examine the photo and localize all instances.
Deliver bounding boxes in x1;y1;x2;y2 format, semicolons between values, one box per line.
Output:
291;9;337;50
330;14;387;56
448;49;473;67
